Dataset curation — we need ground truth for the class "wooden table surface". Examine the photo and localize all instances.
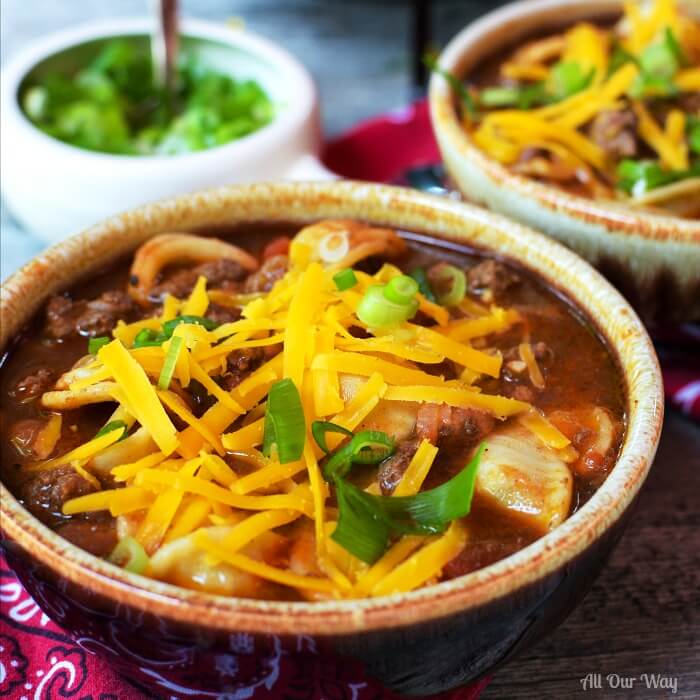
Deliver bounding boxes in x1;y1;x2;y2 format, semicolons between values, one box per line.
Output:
2;2;699;698
483;411;700;700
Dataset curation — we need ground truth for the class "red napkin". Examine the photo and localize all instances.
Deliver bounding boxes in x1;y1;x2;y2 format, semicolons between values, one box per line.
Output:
0;556;491;700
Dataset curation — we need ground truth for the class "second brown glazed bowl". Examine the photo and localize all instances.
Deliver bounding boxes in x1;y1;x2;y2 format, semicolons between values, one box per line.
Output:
0;181;663;697
429;0;700;324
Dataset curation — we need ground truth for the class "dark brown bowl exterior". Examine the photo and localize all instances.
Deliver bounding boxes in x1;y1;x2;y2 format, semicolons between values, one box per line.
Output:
2;514;631;697
0;182;663;697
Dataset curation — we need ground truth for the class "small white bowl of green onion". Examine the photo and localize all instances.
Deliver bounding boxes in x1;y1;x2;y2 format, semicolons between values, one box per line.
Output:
1;18;330;242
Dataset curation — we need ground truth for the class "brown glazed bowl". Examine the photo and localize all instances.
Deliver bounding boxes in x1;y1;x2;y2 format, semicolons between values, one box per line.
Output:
429;0;700;324
0;181;663;697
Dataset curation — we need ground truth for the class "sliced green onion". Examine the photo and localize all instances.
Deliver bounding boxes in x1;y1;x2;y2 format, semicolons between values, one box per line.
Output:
332;479;393;563
332;479;394;563
383;443;484;527
383;275;419;305
162;315;217;338
689;117;700;156
479;83;549;109
88;336;110;355
95;419;129;441
428;264;467;307
608;44;639;76
409;267;436;302
617;159;700;195
346;430;395;465
262;378;306;464
132;328;165;348
663;27;687;68
479;86;523;107
356;285;419;328
331;444;484;563
108;536;149;574
333;268;358;291
323;429;395;481
311;420;353;453
158;336;184;390
639;43;678;79
318;231;350;263
423;53;477;119
550;61;595;99
629;73;678;98
629;32;682;98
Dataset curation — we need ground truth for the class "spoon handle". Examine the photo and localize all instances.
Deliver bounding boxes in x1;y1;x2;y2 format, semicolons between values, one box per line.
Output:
151;0;179;91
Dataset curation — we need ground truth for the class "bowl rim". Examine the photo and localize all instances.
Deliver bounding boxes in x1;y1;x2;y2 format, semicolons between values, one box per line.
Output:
0;180;664;636
0;17;316;166
428;0;700;242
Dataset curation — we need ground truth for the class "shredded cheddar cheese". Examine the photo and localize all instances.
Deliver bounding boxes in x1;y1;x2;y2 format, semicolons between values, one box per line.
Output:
44;216;601;602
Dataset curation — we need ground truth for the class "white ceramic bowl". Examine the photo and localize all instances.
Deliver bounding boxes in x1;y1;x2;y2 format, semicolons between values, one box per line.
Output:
0;18;332;243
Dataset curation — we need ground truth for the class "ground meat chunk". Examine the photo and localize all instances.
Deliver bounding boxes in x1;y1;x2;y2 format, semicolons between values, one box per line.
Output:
678;92;700;113
500;341;552;400
467;260;520;302
378;438;421;495
220;347;266;391
415;404;495;449
9;368;55;402
205;303;242;326
46;291;135;339
442;538;527;579
55;518;117;557
587;109;638;159
149;259;246;302
243;255;288;293
19;465;98;526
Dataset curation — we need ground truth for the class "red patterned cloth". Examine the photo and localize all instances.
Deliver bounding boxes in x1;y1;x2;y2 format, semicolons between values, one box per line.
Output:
2;99;698;700
0;557;491;700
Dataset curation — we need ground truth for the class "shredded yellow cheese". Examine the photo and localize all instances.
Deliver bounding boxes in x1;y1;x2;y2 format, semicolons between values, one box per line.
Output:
518;342;545;390
31;428;123;472
519;408;571;450
384;385;529;419
370;522;467;596
99;340;179;455
633;100;689;171
194;531;336;594
393;439;439;496
182;275;209;316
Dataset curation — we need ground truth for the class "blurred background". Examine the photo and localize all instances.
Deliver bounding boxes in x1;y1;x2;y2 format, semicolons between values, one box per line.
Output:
1;0;508;136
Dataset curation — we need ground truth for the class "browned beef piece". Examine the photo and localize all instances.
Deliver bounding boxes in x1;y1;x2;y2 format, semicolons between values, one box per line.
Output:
414;404;495;449
55;518;118;557
442;538;527;579
220;347;266;391
9;367;55;402
46;291;135;339
467;260;520;301
378;438;421;495
19;465;98;526
678;92;700;113
205;303;242;326
243;255;288;293
587;109;638;159
500;341;553;401
150;259;247;302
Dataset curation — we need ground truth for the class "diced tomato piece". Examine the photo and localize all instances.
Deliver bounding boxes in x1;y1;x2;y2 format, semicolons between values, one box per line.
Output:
262;237;291;260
